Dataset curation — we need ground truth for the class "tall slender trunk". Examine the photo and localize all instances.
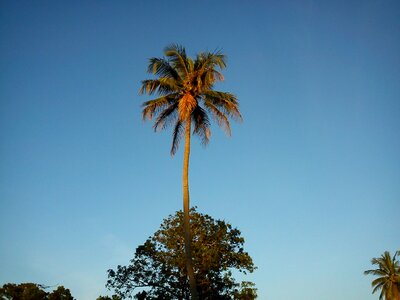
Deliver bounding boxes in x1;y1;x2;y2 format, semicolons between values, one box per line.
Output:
182;118;199;300
393;283;400;300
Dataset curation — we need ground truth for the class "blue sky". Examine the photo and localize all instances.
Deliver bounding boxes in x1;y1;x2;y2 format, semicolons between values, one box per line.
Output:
0;1;399;299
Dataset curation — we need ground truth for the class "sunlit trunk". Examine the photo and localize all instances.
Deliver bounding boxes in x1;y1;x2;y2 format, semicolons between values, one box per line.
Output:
393;284;400;300
182;118;198;300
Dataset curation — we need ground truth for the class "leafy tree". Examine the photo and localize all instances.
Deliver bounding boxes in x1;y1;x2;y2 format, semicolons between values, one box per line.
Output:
106;208;256;299
0;283;47;300
364;250;400;300
0;283;74;300
140;44;242;299
47;286;74;300
96;296;122;300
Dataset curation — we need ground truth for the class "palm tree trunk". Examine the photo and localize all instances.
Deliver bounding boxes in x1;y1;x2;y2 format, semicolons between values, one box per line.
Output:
182;118;199;300
393;283;400;300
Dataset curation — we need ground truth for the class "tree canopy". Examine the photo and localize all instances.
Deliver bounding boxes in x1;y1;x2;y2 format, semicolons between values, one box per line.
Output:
364;250;400;300
96;296;122;300
140;44;242;155
0;283;74;300
106;208;257;299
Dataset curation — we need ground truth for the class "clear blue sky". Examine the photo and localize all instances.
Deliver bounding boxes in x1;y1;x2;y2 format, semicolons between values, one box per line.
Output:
1;1;399;299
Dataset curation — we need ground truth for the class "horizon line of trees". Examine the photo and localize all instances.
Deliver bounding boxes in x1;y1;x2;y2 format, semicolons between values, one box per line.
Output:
1;247;398;299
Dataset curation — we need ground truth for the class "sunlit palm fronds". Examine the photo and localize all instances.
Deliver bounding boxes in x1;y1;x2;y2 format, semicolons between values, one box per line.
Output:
141;45;241;155
192;106;211;146
364;251;400;300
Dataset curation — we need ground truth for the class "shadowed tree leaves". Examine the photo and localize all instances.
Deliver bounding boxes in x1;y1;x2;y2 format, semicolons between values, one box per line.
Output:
96;296;122;300
0;283;74;300
106;208;257;299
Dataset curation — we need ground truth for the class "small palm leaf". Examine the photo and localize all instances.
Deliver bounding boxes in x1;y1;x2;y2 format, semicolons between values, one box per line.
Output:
164;44;190;78
171;120;184;155
142;95;177;120
147;57;180;80
153;103;178;131
192;106;211;145
204;102;231;136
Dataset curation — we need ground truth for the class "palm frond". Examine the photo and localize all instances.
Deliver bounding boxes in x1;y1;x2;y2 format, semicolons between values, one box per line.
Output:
371;281;384;294
153;102;179;131
147;57;180;80
364;269;389;276
206;69;224;84
142;94;178;120
203;91;242;122
186;57;194;73
378;289;385;300
193;51;226;91
195;50;226;70
170;120;184;156
208;49;227;69
372;277;387;287
139;79;180;96
192;106;211;146
203;102;231;136
164;44;189;78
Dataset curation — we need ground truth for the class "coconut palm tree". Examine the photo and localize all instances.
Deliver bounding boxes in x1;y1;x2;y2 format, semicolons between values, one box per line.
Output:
364;250;400;300
140;44;242;299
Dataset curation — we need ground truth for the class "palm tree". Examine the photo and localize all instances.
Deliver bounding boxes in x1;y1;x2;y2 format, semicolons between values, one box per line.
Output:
140;44;242;299
364;250;400;300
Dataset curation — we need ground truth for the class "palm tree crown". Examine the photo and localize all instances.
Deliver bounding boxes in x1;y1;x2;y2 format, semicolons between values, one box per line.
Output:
140;44;242;154
364;250;400;300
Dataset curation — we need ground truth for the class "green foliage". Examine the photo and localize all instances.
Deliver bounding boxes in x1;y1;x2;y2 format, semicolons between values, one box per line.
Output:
106;208;257;299
0;283;47;300
364;250;400;300
233;282;257;300
0;283;74;300
140;44;242;155
96;295;122;300
47;286;74;300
